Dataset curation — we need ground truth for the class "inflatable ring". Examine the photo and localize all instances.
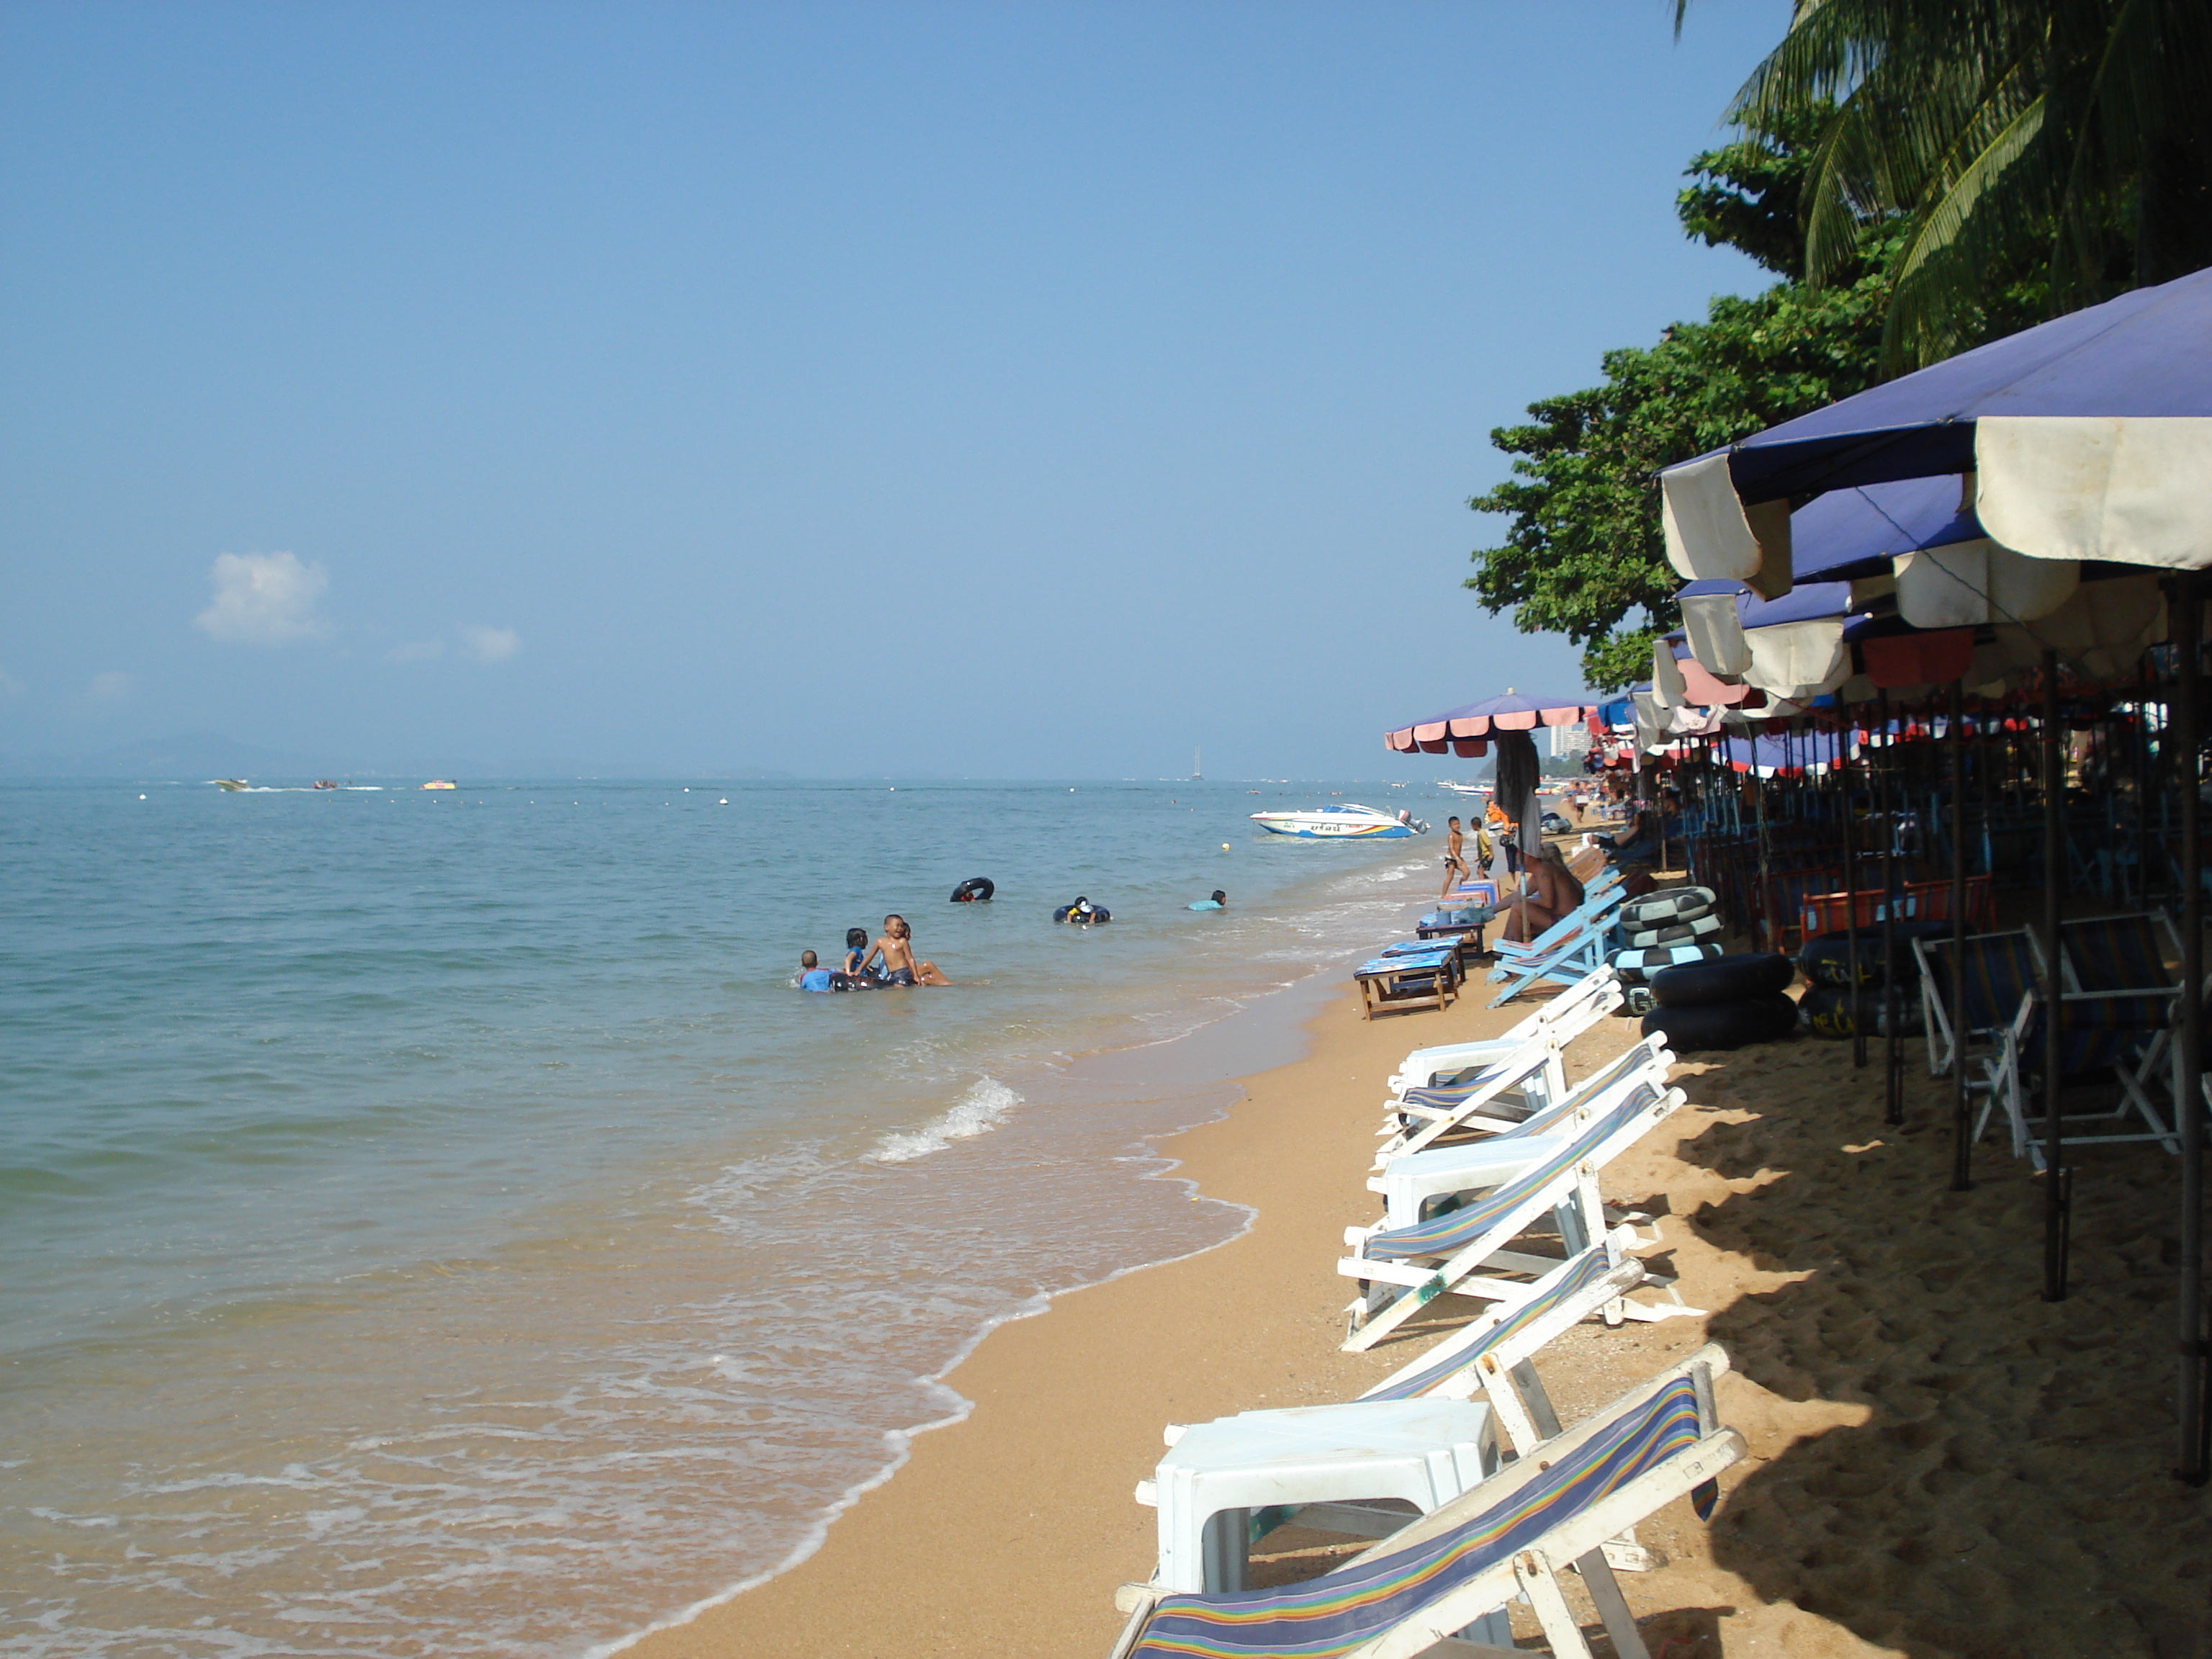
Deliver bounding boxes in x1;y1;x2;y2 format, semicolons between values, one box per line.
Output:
1640;992;1799;1051
1650;953;1797;1009
1609;940;1725;983
1798;920;1953;988
1799;984;1927;1038
1619;886;1717;930
1053;904;1112;925
950;876;996;903
1624;911;1725;950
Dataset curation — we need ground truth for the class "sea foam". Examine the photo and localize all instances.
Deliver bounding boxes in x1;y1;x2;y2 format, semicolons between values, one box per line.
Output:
869;1078;1018;1163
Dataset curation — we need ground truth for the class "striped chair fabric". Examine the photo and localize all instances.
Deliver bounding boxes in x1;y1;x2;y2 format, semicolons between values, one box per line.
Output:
1362;1084;1659;1263
1924;932;2040;1038
1358;1249;1617;1404
2020;993;2174;1077
2061;916;2174;994
1124;1377;1705;1659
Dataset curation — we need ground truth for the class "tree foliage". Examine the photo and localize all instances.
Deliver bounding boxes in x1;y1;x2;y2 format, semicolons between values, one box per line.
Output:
1717;0;2212;368
1466;132;1897;690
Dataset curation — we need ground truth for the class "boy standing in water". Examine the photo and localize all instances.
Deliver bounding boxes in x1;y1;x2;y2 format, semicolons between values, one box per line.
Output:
1439;816;1470;899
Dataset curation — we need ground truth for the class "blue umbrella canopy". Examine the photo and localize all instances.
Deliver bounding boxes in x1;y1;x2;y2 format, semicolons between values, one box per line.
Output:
1722;269;2212;502
1663;266;2212;590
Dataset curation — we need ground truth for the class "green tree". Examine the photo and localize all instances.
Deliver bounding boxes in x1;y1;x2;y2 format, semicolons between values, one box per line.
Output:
1716;1;2212;367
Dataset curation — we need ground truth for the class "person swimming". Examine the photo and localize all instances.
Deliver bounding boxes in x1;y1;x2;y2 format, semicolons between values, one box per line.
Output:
795;950;841;992
1053;896;1110;924
1187;889;1226;911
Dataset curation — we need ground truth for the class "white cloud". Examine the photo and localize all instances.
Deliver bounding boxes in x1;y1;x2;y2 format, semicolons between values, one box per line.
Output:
387;639;446;663
194;552;331;644
88;671;134;702
459;625;521;664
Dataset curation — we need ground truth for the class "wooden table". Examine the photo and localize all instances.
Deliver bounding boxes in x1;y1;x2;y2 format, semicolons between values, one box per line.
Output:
1354;945;1460;1020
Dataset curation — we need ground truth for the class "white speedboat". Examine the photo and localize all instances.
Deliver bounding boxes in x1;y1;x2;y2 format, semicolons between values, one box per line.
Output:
1249;804;1429;839
1437;780;1493;797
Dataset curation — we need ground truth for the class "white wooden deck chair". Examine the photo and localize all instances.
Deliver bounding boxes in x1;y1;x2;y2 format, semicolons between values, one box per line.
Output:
1485;881;1629;1010
1374;992;1633;1169
1108;1346;1744;1659
1371;1038;1673;1206
1987;988;2185;1165
1387;966;1622;1096
2056;912;2211;1130
1130;1247;1694;1607
1338;1071;1685;1352
1912;927;2044;1082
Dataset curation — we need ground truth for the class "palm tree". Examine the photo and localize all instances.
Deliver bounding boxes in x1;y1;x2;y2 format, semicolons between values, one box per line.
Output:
1696;1;2212;367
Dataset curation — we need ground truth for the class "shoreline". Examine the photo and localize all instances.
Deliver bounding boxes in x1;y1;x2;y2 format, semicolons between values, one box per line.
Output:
615;889;2212;1658
615;943;1630;1658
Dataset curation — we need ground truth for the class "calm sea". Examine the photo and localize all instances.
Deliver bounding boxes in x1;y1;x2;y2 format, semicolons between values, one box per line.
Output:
0;778;1456;1657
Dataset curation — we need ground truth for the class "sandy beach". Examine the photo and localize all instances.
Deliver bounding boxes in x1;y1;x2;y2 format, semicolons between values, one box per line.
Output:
625;937;2212;1659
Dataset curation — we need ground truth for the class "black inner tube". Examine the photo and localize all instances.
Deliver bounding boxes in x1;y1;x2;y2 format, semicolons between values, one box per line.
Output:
950;876;995;902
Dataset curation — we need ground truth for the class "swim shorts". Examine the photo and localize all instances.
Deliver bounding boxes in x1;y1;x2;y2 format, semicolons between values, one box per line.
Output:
881;967;917;986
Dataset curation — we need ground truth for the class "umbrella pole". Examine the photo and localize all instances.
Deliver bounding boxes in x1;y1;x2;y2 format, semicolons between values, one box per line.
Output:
1951;678;1973;1191
2041;648;2069;1302
2175;576;2208;1483
1880;690;1903;1127
1842;712;1865;1069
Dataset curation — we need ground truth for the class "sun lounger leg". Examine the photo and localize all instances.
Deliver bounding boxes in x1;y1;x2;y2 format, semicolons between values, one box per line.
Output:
1513;1549;1599;1659
1573;1549;1652;1659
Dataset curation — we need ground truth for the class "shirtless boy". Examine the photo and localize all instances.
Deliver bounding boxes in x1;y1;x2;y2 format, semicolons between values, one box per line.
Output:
860;914;953;986
1439;816;1471;899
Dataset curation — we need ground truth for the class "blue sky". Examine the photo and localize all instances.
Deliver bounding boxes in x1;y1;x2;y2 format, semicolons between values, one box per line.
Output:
0;0;1788;777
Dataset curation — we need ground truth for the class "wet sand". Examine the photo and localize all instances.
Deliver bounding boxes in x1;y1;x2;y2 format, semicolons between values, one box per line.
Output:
623;948;2211;1658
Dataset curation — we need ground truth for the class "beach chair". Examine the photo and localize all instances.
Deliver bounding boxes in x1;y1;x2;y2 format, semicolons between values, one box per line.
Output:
1388;967;1619;1096
1485;879;1629;1009
1374;979;1629;1167
1912;927;2043;1088
1132;1247;1692;1604
1338;1069;1685;1352
1989;989;2183;1164
1108;1346;1745;1659
1371;1038;1673;1215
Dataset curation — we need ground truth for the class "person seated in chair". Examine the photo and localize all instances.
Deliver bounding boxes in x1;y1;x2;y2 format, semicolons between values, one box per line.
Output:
1497;842;1584;943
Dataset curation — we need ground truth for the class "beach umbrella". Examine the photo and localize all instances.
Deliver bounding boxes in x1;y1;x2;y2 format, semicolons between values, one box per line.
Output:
1382;690;1599;755
1660;266;2212;1479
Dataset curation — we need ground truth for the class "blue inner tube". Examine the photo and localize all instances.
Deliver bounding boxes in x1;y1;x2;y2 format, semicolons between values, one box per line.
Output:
950;876;996;902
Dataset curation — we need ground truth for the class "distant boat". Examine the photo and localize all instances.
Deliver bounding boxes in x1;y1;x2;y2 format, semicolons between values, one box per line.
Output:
313;780;342;790
1191;747;1202;782
421;779;457;791
208;778;249;791
1437;780;1493;797
1249;803;1429;839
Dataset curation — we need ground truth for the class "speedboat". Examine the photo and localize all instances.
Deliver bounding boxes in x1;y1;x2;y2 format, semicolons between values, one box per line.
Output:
1437;780;1493;797
208;778;249;791
1249;804;1429;839
421;779;457;791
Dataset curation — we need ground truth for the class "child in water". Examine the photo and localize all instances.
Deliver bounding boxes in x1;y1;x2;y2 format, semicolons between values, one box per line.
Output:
1187;889;1227;911
796;950;838;992
842;927;875;984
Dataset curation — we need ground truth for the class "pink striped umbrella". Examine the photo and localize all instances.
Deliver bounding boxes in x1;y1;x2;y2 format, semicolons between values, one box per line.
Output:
1383;689;1599;756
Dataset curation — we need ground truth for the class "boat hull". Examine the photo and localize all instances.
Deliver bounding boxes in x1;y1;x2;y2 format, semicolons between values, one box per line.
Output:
1249;810;1424;839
